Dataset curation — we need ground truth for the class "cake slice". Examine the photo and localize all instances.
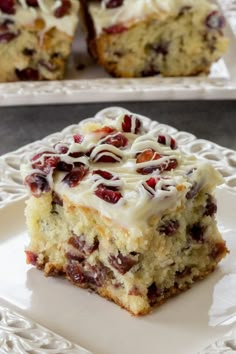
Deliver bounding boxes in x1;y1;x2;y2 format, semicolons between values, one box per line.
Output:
0;0;79;81
80;0;228;77
22;107;228;315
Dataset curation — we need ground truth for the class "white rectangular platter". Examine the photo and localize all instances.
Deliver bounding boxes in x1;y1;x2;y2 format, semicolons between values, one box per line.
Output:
0;0;235;106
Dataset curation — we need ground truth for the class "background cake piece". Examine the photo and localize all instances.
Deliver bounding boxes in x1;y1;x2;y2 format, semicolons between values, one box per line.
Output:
0;0;79;81
22;108;228;315
80;0;228;77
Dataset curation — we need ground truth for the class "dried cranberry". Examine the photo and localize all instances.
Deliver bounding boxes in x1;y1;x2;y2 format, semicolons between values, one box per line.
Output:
0;0;15;14
102;133;128;148
54;0;71;18
65;252;85;263
68;233;99;255
204;194;217;216
157;135;177;150
95;186;122;204
66;262;86;285
186;182;199;200
108;252;138;274
53;143;69;154
159;219;180;236
15;68;39;81
103;24;127;34
176;267;191;278
136;150;177;175
92;169;114;180
188;223;205;242
31;151;60;173
0;31;18;43
122;114;141;134
26;0;38;7
93;151;121;163
62;165;88;188
151;42;169;56
105;0;123;8
25;173;50;197
51;191;63;206
56;161;73;172
147;283;162;306
128;287;142;296
73;134;84;143
0;19;13;31
211;242;227;260
25;250;38;265
206;11;225;30
136;149;161;164
22;48;35;56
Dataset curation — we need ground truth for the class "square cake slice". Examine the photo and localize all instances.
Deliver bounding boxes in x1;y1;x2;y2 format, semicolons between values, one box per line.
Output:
22;107;227;315
0;0;79;81
80;0;228;77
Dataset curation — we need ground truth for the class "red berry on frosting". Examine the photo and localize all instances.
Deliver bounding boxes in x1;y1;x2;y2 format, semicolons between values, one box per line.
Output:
93;170;114;180
73;134;84;143
122;114;141;134
157;135;177;150
136;149;161;164
25;173;50;197
102;133;128;148
95;186;122;204
54;0;71;18
62;165;88;188
0;0;15;14
26;0;38;7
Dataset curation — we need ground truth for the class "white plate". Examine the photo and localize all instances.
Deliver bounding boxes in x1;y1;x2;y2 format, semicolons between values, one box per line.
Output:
0;0;236;107
1;107;236;354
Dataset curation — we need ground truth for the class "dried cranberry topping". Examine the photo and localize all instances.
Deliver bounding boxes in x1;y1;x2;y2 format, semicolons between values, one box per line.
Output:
53;143;69;154
102;133;128;148
136;149;161;164
31;151;60;173
25;250;38;265
93;151;122;163
157;135;177;150
188;223;205;242
56;161;73;172
26;0;38;7
0;31;18;43
0;0;15;14
15;67;39;81
122;114;141;134
159;219;180;236
62;165;88;188
68;232;99;255
54;0;71;18
25;173;50;197
206;11;225;30
136;149;177;175
204;194;217;217
103;24;127;34
105;0;123;8
147;283;162;306
95;186;122;204
108;252;138;274
73;134;84;143
92;169;114;180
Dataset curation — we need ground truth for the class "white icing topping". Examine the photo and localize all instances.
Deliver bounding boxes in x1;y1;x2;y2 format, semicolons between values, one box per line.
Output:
22;109;223;234
1;0;79;37
88;0;217;36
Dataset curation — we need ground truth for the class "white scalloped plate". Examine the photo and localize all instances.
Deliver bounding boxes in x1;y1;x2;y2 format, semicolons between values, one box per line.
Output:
0;0;236;106
1;107;236;354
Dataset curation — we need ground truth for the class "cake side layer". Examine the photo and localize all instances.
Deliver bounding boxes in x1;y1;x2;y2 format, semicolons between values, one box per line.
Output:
81;0;228;77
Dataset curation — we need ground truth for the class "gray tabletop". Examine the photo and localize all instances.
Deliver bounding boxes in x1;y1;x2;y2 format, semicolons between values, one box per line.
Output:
0;100;235;156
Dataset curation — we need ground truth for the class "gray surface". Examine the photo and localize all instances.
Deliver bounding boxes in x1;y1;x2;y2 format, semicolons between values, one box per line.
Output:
0;100;235;155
